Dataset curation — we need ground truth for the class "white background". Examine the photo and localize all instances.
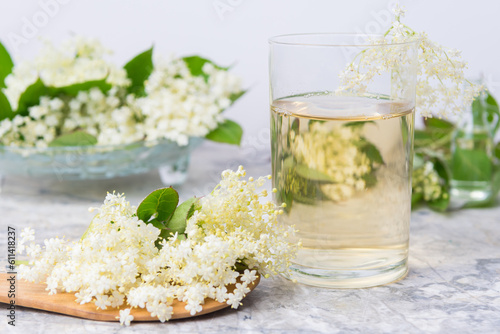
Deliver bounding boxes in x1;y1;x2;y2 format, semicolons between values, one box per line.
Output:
1;0;499;143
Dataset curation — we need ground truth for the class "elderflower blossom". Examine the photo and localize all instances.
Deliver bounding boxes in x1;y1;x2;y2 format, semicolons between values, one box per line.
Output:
133;57;242;146
3;36;129;110
18;167;297;326
0;88;142;148
0;36;243;148
412;161;446;201
290;122;373;201
336;4;482;118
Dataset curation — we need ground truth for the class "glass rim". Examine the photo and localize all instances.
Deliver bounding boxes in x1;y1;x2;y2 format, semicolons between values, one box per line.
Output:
268;33;420;47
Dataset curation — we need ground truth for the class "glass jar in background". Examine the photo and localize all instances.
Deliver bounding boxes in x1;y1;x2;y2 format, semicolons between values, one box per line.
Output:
450;85;500;206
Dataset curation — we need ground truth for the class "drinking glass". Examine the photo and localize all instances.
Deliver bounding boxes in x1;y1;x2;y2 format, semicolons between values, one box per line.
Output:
269;33;419;288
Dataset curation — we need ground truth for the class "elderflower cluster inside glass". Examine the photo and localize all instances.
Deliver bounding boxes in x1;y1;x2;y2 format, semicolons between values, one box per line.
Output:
269;34;419;288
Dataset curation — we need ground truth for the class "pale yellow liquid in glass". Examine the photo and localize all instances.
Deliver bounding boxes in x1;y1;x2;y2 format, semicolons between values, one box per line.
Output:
271;94;414;288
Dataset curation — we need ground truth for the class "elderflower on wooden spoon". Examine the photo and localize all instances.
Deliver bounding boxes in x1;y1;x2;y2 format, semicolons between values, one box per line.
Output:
17;166;297;325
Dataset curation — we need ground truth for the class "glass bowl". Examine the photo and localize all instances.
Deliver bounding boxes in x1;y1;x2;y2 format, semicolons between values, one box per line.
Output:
0;137;203;185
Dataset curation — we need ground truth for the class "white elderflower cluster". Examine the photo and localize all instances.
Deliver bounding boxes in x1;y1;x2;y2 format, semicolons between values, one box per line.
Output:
412;161;446;201
0;88;142;148
0;36;243;148
133;58;242;146
3;36;129;110
0;106;59;149
18;167;297;326
291;122;372;201
336;4;482;118
184;166;297;276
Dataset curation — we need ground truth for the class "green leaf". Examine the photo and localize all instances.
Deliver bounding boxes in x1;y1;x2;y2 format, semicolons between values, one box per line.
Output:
484;91;500;135
344;120;375;129
308;119;326;128
182;55;227;81
401;114;410;146
362;173;377;188
156;197;198;247
485;92;499;111
424;117;454;130
414;129;433;142
291;119;299;134
49;131;97;147
411;191;423;207
234;261;249;272
295;164;333;182
137;188;179;224
0;41;14;89
470;89;500;138
166;197;198;235
428;195;449;212
124;47;154;96
432;156;451;187
277;156;330;207
452;148;492;182
360;141;384;165
57;79;111;97
229;90;246;105
147;218;165;230
15;77;112;115
16;78;49;116
205;119;243;145
414;117;454;160
0;90;13;121
495;142;500;161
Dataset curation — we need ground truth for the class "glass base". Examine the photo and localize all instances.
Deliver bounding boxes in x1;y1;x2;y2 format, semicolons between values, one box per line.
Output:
284;249;408;288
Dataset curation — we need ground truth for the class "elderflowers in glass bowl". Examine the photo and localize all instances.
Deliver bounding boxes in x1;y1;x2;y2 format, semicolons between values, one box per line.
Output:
17;167;298;325
0;37;244;184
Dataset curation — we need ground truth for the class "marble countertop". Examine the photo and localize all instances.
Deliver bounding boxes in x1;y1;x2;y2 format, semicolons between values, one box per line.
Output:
1;142;499;334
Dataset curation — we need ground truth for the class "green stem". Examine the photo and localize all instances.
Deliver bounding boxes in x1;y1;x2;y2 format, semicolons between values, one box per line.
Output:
383;26;393;37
